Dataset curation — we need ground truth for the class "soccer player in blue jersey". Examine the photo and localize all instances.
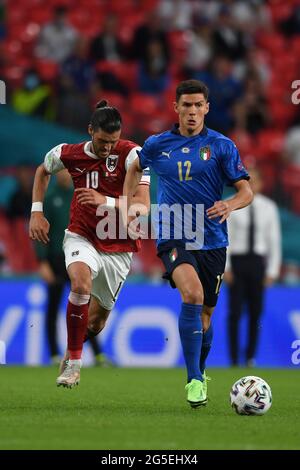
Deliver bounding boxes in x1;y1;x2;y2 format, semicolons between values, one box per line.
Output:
124;80;253;408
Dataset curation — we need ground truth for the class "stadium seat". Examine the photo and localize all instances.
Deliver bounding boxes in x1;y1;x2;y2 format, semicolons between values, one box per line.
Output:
34;60;59;82
256;129;285;160
130;93;159;117
257;32;287;55
268;2;293;23
96;60;138;91
92;91;126;112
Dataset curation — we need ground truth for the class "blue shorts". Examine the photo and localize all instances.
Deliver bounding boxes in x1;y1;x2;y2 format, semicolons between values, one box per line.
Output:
157;241;226;307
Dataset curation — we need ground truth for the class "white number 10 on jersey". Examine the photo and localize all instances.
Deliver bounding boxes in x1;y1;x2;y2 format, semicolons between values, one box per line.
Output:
86;171;99;189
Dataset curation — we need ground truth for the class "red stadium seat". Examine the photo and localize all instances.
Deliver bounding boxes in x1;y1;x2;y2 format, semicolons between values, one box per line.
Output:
96;61;138;91
269;103;296;129
256;129;285;160
2;65;25;88
34;60;59;82
91;91;126;112
269;2;293;23
257;32;287;55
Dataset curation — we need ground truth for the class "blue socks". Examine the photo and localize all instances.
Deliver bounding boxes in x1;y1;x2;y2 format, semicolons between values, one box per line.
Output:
178;302;203;382
200;323;213;374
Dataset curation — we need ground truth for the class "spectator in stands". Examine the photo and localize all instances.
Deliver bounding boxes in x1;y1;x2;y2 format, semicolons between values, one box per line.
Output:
225;168;282;367
11;69;55;120
131;11;170;65
194;55;243;133
158;0;194;31
212;5;248;61
35;6;78;63
233;74;268;135
90;14;126;62
138;39;170;94
0;0;6;39
283;116;300;167
6;165;33;220
57;38;96;130
280;4;300;37
184;16;213;75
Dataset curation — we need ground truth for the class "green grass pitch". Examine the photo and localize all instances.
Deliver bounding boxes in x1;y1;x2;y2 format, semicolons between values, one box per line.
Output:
0;367;299;450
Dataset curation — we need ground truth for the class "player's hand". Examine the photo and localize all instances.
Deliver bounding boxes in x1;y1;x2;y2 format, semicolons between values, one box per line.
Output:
39;260;56;284
127;215;146;240
75;188;107;206
29;212;50;244
127;203;147;239
206;200;232;224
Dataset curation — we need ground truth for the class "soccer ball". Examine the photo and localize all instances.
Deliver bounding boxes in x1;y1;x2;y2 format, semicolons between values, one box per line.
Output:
230;376;272;416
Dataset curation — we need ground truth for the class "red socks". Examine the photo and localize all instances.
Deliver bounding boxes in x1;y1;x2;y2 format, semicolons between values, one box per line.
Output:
66;292;90;360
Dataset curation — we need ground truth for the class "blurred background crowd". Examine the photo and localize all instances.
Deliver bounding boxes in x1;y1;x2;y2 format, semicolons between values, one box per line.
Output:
0;0;300;284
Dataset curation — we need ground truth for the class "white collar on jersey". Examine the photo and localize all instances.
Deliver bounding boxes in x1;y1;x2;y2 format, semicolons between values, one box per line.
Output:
84;141;99;159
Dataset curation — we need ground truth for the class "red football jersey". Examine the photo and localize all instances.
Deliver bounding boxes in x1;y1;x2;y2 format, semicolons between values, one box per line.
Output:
44;140;149;253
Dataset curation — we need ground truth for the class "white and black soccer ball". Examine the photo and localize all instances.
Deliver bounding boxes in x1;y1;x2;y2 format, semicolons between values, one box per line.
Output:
230;376;272;416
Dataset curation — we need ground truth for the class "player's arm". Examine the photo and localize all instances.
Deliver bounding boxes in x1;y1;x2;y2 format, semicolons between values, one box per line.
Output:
29;144;66;243
29;164;51;243
123;157;143;208
207;179;253;224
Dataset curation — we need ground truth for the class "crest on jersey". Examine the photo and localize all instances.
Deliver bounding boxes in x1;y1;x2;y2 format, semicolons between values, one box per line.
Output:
199;146;211;161
106;155;119;172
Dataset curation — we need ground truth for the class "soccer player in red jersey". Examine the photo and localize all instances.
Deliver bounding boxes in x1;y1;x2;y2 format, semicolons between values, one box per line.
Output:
29;101;150;387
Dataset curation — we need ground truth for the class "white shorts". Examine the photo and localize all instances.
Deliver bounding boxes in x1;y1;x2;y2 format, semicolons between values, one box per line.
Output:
63;230;132;310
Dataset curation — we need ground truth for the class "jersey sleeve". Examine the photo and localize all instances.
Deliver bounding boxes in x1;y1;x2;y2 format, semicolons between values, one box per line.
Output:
43;144;66;174
137;135;156;170
219;139;249;185
125;146;150;185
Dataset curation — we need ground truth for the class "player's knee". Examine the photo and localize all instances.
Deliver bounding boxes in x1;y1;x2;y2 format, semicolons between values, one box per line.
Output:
70;276;92;295
181;288;203;305
88;318;105;334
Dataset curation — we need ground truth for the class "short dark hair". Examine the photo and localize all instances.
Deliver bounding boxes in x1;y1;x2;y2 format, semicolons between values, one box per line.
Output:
90;100;122;133
176;80;209;102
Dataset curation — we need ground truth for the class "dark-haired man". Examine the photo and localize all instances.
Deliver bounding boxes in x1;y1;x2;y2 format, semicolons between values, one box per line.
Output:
124;80;253;408
29;101;150;387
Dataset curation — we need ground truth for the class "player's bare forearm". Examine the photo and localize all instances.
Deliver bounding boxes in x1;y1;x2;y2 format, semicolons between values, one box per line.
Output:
123;158;143;207
131;185;150;215
32;164;51;203
29;164;51;244
207;180;253;224
228;179;253;211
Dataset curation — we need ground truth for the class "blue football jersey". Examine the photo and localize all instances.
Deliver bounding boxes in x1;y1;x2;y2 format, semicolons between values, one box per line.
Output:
138;125;249;250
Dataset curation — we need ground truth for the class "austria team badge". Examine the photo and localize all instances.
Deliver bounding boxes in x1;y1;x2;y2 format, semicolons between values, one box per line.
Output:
106;155;118;172
199;146;211;161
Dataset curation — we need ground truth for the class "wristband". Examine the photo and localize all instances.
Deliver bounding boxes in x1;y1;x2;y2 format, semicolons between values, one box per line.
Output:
31;202;43;212
105;196;116;209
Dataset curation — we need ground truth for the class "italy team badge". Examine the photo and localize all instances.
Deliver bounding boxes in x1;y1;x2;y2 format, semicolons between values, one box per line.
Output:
199;146;211;161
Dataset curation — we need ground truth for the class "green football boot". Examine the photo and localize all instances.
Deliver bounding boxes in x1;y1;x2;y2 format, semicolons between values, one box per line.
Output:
185;379;207;408
202;371;211;404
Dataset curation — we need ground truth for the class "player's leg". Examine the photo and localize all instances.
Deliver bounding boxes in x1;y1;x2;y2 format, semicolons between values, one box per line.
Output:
200;305;214;373
84;296;114;366
172;263;207;407
227;256;246;366
57;230;100;388
196;248;226;400
46;280;65;363
59;295;111;372
56;261;92;387
245;256;265;366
